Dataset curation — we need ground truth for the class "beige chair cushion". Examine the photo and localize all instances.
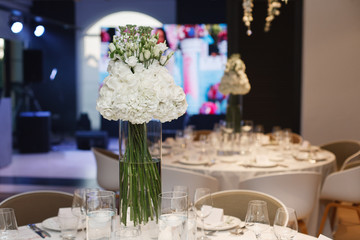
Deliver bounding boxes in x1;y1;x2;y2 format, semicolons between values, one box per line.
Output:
195;189;286;225
0;190;73;226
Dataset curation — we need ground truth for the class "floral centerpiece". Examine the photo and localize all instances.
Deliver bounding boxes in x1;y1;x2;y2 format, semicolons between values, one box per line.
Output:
96;25;187;227
219;53;251;131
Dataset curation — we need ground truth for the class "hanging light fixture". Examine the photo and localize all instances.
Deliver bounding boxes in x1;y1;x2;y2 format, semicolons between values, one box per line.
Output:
242;0;288;36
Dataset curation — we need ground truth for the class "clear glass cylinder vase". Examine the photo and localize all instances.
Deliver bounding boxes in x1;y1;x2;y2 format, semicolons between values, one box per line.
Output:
118;120;162;237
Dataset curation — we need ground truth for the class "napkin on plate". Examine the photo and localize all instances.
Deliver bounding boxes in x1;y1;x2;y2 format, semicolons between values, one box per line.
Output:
58;207;73;216
318;234;333;240
204;206;224;227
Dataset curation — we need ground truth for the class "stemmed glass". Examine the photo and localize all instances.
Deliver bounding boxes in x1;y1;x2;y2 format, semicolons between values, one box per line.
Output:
245;200;270;240
72;188;99;239
194;188;213;240
273;207;298;240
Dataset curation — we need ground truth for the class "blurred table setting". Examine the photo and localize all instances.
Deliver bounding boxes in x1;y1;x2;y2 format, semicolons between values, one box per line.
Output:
162;123;337;190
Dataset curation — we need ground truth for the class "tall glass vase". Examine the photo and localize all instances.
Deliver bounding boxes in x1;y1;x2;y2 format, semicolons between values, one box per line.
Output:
118;120;162;238
226;94;242;133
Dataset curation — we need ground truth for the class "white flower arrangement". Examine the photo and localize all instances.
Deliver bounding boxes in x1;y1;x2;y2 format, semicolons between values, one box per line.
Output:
219;53;251;95
96;25;188;124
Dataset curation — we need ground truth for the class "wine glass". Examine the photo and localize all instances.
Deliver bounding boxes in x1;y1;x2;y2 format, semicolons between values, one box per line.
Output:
172;185;190;205
245;200;270;240
194;188;213;240
72;188;99;239
273;207;298;240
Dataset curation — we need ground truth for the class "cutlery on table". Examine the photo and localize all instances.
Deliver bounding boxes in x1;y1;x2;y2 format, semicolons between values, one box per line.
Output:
28;224;51;238
229;225;247;235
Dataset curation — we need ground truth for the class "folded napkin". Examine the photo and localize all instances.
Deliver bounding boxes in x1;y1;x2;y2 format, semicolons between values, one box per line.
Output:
204;206;224;226
17;226;44;240
318;234;333;240
58;207;73;216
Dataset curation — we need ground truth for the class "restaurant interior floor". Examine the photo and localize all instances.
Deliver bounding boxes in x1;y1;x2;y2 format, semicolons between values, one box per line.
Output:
0;137;358;239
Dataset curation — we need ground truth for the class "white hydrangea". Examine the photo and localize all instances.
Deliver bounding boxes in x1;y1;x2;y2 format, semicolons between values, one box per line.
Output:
96;60;187;124
219;53;251;95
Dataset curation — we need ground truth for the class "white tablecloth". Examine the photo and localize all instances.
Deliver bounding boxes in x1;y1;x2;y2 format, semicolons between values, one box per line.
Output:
17;224;317;240
162;143;336;190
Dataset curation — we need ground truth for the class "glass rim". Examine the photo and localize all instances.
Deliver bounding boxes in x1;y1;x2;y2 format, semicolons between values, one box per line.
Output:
277;207;295;213
159;191;188;199
248;200;267;205
86;190;115;198
0;208;15;213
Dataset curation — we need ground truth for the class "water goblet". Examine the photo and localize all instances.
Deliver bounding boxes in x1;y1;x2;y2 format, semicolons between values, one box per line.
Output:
0;208;18;239
282;128;292;151
72;188;99;239
245;200;270;240
273;207;298;240
175;130;186;149
241;120;254;134
272;126;282;144
194;188;213;240
58;208;79;240
172;185;190;205
158;191;188;240
86;190;116;240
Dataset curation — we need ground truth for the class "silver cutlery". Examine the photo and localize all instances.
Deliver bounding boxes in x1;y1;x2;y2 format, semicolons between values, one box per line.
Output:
206;230;217;236
205;159;216;167
229;225;247;235
28;224;51;238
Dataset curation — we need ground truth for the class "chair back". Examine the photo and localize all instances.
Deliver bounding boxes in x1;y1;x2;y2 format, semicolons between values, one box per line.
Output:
320;165;360;203
92;147;119;191
320;140;360;170
340;151;360;170
238;172;321;220
0;190;73;226
195;189;286;225
162;166;220;201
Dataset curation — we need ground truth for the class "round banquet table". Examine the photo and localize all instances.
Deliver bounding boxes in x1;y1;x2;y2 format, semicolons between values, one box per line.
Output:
162;142;336;190
17;224;318;240
162;139;337;236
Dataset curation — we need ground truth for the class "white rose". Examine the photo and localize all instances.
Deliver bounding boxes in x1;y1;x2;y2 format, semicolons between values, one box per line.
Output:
125;56;138;67
108;42;116;52
156;42;168;52
144;50;151;60
160;56;167;65
153;46;160;57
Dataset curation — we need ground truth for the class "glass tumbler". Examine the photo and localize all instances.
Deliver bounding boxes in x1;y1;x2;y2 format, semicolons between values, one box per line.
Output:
158;191;188;240
86;190;116;240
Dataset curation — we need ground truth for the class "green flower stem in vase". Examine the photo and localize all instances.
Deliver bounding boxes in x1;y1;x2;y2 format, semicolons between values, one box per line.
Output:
226;94;242;132
119;120;162;227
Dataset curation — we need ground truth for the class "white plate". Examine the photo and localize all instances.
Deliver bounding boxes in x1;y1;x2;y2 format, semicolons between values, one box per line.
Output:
239;162;278;168
42;216;85;232
162;148;171;156
219;157;237;163
269;155;284;162
178;159;209;165
197;215;242;231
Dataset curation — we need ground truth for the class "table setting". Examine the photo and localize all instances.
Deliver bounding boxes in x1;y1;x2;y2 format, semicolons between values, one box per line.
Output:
162;124;336;190
7;187;329;240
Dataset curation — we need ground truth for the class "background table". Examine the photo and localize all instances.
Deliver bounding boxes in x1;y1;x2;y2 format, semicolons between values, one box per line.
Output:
162;141;337;236
162;144;336;190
